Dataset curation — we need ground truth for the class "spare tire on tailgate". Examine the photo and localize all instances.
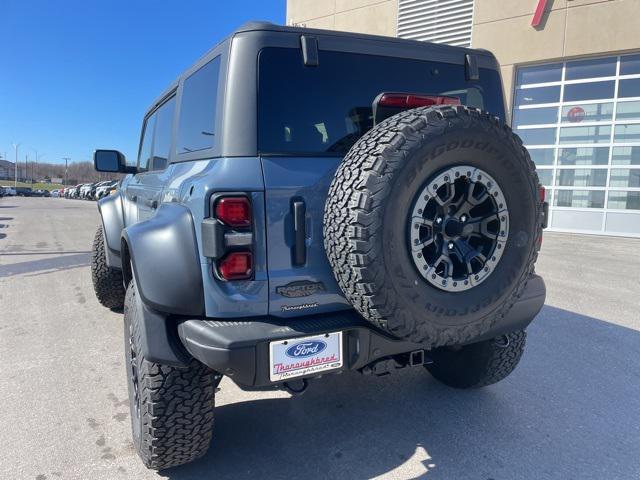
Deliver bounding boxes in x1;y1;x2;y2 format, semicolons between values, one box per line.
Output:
323;105;542;347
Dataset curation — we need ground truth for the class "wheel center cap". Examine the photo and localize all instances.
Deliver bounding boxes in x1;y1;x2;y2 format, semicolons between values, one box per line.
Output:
444;218;463;237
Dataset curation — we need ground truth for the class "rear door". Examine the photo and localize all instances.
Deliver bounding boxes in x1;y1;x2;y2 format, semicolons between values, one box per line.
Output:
258;47;505;317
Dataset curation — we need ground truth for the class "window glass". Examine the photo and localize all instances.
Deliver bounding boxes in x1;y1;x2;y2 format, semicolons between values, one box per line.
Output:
555;190;605;208
555;169;607;187
620;54;640;76
559;125;611;144
528;148;555;165
536;169;553;186
516;63;562;85
558;147;609;165
177;56;221;155
515;86;560;106
512;107;558;126
608;191;640;210
616;101;640;120
516;128;556;145
561;103;613;123
612;146;640;165
618;78;640;98
609;169;640;188
563;81;615;102
565;57;616;80
138;115;155;170
150;97;176;171
257;48;505;155
614;124;640;142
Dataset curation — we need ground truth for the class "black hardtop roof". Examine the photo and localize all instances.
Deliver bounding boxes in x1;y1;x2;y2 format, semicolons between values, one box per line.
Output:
144;21;497;117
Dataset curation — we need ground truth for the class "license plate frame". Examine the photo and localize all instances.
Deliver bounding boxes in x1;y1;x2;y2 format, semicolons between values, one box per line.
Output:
269;331;343;382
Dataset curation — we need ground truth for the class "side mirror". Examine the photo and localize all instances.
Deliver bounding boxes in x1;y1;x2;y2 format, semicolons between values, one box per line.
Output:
93;150;136;173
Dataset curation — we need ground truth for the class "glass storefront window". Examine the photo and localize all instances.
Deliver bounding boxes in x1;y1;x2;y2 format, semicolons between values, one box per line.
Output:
512;107;558;126
561;103;613;123
515;86;561;106
536;169;553;186
516;54;640;235
614;124;640;142
528;148;555;165
618;78;640;98
559;125;611;144
563;81;615;102
516;63;562;85
555;190;605;208
565;57;616;80
620;54;640;75
616;101;640;120
612;146;640;165
609;169;640;188
558;147;609;165
556;169;608;187
517;128;557;145
608;191;640;210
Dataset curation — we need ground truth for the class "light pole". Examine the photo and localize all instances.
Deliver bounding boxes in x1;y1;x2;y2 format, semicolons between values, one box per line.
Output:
12;143;21;187
62;157;70;187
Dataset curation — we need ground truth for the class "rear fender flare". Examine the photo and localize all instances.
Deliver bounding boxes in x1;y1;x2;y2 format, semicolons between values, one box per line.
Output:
122;202;205;316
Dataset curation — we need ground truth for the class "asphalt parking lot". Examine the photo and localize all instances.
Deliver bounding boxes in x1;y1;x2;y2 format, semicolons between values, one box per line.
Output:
1;196;639;480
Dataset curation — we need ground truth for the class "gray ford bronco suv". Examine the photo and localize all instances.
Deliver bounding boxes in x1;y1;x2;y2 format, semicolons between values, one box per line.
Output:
92;22;547;470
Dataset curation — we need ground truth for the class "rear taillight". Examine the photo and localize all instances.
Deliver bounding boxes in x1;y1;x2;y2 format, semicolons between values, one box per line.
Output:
539;185;546;203
218;252;253;281
215;196;252;228
207;194;254;281
378;93;461;108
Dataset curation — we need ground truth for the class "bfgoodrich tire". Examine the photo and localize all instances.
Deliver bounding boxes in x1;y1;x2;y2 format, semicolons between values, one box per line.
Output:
324;106;542;347
426;330;527;388
124;281;216;470
91;225;125;309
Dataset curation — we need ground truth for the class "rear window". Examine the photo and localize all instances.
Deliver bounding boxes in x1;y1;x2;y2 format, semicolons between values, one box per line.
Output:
258;48;505;156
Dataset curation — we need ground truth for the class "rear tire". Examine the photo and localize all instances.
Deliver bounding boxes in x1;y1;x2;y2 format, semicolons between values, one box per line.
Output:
426;330;526;388
124;281;216;470
91;225;125;309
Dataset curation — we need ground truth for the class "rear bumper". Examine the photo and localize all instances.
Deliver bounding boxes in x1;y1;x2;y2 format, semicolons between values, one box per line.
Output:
178;275;546;387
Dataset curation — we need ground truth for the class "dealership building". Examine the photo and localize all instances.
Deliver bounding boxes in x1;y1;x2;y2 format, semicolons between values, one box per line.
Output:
286;0;640;236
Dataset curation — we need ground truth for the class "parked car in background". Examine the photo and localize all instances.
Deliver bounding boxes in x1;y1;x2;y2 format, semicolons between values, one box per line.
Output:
79;183;93;199
51;189;60;197
16;187;33;197
2;186;17;196
32;189;51;197
95;180;118;199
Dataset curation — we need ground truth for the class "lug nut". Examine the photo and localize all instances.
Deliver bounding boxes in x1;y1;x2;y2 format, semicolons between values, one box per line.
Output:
448;242;454;250
460;214;467;222
436;217;442;224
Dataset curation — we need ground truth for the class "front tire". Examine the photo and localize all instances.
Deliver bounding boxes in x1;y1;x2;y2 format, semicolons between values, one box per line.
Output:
124;281;216;470
91;226;125;309
426;330;526;388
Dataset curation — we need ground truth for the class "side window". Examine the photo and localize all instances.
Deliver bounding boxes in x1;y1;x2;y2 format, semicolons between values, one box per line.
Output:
138;115;155;170
176;56;221;155
150;96;176;171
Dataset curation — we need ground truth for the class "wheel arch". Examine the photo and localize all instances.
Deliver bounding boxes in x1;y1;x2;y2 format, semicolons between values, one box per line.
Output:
97;193;125;269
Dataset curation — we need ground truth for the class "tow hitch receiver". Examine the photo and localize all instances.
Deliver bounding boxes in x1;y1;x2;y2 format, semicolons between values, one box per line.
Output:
362;350;432;376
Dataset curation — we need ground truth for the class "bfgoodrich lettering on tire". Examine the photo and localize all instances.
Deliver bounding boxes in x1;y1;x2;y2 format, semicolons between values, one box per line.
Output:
324;105;542;347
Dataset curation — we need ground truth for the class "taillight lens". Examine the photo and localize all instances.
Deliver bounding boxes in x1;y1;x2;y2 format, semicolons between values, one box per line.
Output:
215;197;251;228
218;252;253;280
539;185;546;203
379;93;461;108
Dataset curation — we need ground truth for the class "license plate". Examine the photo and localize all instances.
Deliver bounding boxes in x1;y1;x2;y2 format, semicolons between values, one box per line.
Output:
269;332;343;382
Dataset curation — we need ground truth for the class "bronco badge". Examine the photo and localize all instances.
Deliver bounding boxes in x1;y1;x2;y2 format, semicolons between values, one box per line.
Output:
276;280;326;298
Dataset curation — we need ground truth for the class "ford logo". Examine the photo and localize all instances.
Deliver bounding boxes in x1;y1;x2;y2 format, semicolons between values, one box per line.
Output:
285;340;327;358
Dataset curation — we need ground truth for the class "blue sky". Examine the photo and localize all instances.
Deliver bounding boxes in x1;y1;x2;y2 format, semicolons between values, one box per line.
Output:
0;0;284;165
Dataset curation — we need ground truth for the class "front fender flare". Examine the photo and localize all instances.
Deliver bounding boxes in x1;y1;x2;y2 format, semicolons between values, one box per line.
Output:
122;203;204;316
97;193;124;269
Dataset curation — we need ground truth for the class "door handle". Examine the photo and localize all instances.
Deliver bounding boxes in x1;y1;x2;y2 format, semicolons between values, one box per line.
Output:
292;200;306;266
145;199;158;209
131;195;137;203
